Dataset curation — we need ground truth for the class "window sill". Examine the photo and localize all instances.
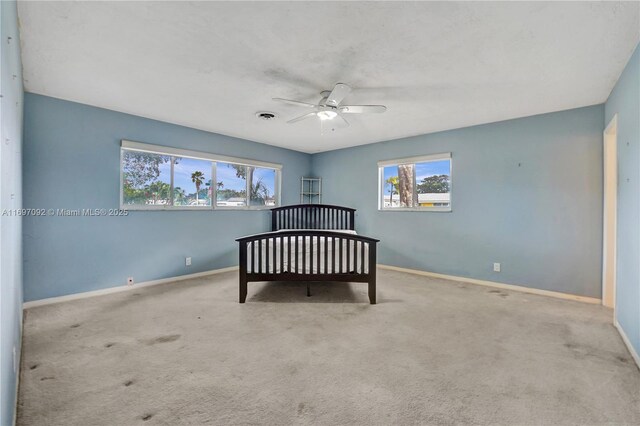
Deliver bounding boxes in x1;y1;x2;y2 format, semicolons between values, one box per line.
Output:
121;206;275;211
378;207;452;213
214;206;274;211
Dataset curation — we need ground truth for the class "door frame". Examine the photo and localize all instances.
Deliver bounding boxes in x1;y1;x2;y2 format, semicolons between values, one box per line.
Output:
602;114;618;309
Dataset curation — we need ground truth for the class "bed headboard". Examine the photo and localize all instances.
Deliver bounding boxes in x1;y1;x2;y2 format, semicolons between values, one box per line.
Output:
271;204;356;231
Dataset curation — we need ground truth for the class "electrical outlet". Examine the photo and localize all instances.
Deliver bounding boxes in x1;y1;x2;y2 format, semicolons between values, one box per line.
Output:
493;263;501;272
185;257;192;266
127;277;134;285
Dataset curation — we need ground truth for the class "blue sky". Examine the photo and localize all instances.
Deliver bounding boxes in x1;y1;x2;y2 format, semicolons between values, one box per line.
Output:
216;163;242;191
157;157;211;194
173;158;211;193
157;158;275;196
216;163;275;196
251;167;276;197
383;160;450;195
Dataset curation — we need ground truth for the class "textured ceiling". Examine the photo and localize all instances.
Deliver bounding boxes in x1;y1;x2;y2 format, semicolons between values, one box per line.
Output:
17;1;640;153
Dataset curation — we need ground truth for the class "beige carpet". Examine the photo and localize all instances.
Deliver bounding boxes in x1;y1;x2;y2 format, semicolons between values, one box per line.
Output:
17;269;640;425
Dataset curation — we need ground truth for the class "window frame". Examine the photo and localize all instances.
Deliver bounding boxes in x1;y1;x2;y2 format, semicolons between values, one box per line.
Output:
377;152;452;212
120;140;282;211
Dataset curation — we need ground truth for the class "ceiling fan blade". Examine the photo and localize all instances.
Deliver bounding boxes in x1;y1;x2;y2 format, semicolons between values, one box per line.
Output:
287;112;317;124
325;83;352;106
273;98;318;108
333;114;350;128
339;105;387;114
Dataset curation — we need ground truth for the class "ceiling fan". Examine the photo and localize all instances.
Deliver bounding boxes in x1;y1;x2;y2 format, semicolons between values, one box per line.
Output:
273;83;386;129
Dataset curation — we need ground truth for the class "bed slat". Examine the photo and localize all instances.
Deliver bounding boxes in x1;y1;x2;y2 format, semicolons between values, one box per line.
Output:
316;236;321;274
302;234;307;274
238;230;379;303
270;204;356;231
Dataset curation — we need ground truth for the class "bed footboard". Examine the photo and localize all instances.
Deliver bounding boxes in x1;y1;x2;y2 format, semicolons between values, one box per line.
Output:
236;231;379;304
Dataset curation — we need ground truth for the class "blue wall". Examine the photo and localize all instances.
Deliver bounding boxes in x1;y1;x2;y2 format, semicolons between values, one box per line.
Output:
22;94;311;301
605;43;640;358
312;105;605;298
23;97;606;303
0;1;23;425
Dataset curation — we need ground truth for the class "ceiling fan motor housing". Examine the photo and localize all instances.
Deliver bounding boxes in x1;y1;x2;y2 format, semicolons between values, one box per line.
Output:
273;83;386;127
316;106;338;120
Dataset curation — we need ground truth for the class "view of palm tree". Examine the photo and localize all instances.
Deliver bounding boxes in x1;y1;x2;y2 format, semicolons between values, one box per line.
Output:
174;187;186;204
122;151;276;208
250;176;271;205
191;171;205;203
397;164;414;207
382;160;451;208
386;176;398;206
215;163;275;206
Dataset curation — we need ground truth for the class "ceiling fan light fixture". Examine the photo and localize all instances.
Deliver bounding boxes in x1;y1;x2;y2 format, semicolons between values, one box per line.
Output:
317;110;337;120
274;83;386;129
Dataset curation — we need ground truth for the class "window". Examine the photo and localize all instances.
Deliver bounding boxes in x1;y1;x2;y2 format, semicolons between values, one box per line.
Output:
216;163;247;207
378;153;451;212
174;157;212;207
120;140;281;210
214;164;278;208
122;151;173;207
250;167;277;206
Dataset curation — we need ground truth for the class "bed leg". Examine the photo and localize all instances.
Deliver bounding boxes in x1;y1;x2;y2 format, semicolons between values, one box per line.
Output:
368;280;376;304
368;246;377;304
239;278;247;303
239;243;248;303
307;283;311;297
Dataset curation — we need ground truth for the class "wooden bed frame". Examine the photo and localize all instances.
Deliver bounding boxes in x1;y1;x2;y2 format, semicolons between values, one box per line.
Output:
236;204;379;304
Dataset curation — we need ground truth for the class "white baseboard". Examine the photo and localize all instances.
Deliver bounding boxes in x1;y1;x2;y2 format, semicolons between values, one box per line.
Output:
23;266;239;309
377;264;601;304
614;318;640;370
23;264;603;308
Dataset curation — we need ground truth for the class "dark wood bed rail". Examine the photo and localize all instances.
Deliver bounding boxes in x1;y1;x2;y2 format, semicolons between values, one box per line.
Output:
271;204;356;231
236;230;379;304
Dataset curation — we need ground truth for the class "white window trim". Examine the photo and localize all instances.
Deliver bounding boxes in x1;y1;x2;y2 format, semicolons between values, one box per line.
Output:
377;152;452;212
377;152;451;167
122;140;282;170
120;140;282;211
